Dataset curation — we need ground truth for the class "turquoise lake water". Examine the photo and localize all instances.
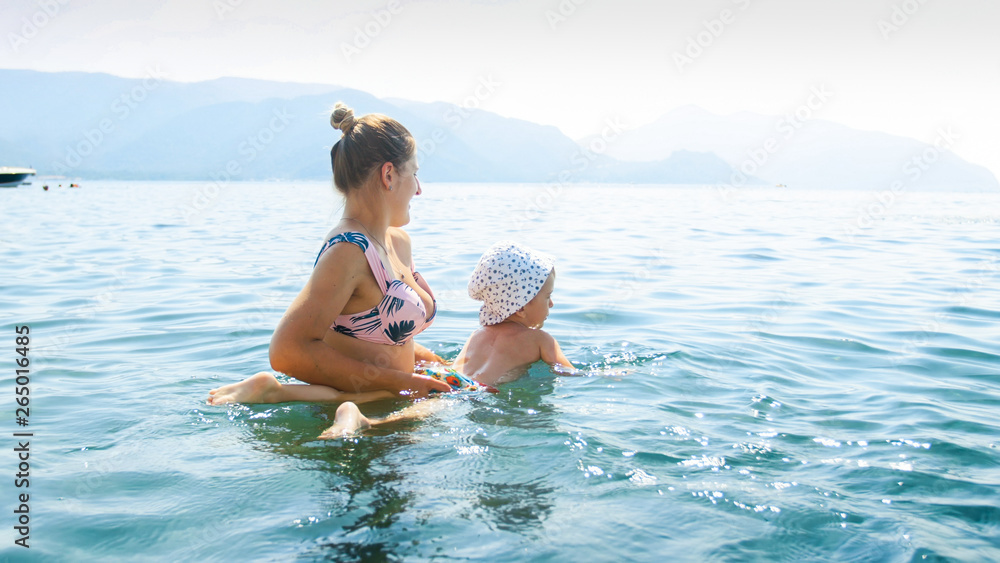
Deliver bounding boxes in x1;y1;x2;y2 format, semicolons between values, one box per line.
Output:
1;181;999;561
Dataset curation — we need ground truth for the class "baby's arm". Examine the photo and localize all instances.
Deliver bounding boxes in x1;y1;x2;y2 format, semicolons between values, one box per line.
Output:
414;341;449;365
538;330;576;370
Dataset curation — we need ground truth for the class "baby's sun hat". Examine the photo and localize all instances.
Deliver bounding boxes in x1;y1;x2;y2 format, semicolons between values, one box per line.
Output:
468;241;555;326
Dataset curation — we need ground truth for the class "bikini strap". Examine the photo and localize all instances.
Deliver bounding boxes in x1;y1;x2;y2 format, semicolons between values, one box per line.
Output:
314;232;394;293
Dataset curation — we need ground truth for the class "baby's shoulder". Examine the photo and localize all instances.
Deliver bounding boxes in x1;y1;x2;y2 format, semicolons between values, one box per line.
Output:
529;329;559;354
501;325;554;352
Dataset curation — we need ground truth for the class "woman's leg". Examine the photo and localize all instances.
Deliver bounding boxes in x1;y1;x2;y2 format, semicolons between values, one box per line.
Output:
318;398;451;439
208;372;395;405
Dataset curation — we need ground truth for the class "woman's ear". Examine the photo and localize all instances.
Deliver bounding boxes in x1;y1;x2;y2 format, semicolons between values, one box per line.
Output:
513;307;526;319
380;161;394;189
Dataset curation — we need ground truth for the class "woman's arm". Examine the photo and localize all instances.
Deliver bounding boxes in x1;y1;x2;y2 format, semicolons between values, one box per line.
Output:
269;242;450;397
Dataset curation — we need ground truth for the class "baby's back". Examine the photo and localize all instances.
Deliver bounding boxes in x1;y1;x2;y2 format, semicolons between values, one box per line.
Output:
453;323;546;386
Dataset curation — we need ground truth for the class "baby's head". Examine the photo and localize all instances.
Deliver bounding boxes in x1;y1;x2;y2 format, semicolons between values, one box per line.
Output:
468;241;556;328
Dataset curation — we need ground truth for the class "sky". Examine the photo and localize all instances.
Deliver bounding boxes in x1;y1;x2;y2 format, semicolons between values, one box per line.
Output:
3;0;1000;180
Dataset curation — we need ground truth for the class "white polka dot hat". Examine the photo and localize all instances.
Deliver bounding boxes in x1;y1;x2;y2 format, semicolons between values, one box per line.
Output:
468;241;555;326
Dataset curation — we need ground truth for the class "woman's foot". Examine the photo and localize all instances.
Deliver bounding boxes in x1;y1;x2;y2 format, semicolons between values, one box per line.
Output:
318;402;372;439
207;372;281;405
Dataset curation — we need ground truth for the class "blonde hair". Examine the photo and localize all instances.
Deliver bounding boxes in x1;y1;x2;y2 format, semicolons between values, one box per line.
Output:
329;102;416;194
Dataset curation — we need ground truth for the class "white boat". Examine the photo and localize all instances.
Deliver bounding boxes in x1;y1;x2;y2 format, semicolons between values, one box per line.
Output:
0;167;36;187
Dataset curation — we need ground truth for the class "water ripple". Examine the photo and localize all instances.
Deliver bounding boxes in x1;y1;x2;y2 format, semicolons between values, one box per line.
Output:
4;183;1000;561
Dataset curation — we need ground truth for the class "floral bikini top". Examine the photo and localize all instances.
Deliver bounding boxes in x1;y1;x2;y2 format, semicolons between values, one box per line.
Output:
314;231;436;346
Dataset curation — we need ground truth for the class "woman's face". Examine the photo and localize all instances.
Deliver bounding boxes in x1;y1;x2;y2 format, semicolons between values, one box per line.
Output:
388;154;420;227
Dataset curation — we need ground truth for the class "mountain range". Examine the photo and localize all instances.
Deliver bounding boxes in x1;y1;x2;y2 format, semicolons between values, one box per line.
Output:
1;69;995;190
595;105;997;191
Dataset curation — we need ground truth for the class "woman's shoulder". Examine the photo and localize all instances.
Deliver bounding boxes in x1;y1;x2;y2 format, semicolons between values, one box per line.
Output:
320;229;370;250
314;230;370;272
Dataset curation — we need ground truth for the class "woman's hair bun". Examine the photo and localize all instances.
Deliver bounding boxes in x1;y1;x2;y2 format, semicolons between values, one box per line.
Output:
330;102;356;134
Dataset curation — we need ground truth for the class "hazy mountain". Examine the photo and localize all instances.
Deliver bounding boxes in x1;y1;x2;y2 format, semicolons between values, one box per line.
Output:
2;70;993;190
600;105;998;191
0;69;739;184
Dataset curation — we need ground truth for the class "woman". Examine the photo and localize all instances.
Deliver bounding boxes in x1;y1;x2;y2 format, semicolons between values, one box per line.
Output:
208;103;452;405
